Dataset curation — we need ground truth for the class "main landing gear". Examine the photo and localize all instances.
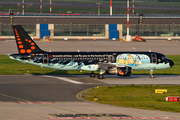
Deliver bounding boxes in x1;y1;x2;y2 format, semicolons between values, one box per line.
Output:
150;70;154;78
89;70;105;79
97;69;105;79
97;74;104;79
89;72;96;78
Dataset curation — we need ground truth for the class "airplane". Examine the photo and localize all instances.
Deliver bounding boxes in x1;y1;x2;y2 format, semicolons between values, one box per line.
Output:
9;25;174;79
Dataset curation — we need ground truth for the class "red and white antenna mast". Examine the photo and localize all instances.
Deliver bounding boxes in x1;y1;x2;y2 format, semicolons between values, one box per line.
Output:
132;0;134;15
127;0;129;37
126;0;131;41
96;2;102;15
22;0;24;15
50;0;52;15
18;0;20;15
40;0;42;14
110;0;112;15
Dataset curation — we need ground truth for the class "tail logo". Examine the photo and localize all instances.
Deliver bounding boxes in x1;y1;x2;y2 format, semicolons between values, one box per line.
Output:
14;28;36;54
20;49;25;54
19;45;24;49
13;25;44;54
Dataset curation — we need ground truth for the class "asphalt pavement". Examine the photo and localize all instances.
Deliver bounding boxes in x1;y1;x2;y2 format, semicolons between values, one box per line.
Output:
0;40;180;120
1;40;180;55
0;75;180;120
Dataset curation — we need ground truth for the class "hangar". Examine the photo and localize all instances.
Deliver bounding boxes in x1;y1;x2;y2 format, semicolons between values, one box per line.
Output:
0;15;180;40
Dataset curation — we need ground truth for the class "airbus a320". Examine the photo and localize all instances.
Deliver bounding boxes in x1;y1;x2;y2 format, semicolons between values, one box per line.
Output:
9;25;174;79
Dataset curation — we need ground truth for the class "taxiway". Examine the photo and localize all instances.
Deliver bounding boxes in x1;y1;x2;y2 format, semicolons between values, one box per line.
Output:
0;40;180;119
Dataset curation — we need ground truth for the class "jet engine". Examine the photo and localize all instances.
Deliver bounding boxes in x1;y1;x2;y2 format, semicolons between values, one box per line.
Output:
106;66;132;76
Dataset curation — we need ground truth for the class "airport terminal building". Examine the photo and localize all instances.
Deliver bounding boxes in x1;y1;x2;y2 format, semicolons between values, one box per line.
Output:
1;15;180;40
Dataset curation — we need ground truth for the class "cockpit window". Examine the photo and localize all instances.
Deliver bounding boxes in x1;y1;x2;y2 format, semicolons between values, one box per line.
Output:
161;56;168;60
161;56;165;60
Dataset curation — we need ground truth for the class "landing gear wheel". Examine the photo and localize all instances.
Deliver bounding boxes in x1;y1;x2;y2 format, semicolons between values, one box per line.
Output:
97;74;104;79
90;73;96;78
150;70;154;78
150;74;154;78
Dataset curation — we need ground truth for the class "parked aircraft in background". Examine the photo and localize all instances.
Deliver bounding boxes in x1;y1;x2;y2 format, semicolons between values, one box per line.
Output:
9;25;174;79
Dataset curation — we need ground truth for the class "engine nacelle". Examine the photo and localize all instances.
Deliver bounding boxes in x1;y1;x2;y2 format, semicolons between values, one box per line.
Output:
107;67;132;76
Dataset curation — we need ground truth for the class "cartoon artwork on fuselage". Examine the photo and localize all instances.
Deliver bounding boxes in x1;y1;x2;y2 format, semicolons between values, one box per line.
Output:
116;54;150;66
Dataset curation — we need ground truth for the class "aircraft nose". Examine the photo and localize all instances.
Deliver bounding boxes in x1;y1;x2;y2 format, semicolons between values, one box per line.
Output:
168;59;174;67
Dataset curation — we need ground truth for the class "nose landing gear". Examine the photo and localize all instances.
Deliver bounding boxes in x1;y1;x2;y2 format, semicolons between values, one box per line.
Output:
150;70;154;78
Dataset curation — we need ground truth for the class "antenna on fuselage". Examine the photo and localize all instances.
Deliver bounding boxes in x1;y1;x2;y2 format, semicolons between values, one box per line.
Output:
78;50;80;52
149;50;151;52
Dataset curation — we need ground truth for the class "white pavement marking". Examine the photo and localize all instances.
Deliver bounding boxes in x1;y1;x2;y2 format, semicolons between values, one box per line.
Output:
41;75;84;84
132;47;136;49
47;117;97;119
110;117;173;119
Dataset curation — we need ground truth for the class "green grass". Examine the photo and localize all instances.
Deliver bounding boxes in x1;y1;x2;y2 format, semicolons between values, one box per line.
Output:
82;85;180;112
0;55;179;75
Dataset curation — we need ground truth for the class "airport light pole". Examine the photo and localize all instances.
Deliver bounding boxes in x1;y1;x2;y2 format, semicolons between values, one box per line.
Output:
110;0;112;15
138;14;143;36
10;12;14;24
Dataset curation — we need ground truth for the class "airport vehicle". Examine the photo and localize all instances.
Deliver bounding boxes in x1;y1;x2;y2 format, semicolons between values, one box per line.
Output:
133;35;146;42
9;25;174;79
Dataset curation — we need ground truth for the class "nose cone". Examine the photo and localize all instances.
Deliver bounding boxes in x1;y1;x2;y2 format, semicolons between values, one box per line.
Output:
168;59;174;67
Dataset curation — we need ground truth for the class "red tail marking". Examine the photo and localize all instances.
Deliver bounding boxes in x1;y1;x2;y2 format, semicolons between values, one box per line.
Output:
17;38;21;41
20;49;25;54
18;41;22;44
19;45;24;49
31;46;35;50
27;49;32;53
31;43;35;45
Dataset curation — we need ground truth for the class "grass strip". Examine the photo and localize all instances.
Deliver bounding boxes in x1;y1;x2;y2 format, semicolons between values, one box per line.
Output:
82;85;180;112
0;55;179;75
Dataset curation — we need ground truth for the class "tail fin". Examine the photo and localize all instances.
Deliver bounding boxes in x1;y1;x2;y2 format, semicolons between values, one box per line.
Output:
12;25;44;54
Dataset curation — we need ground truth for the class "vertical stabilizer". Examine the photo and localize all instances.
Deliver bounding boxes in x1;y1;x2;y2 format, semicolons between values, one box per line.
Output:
12;25;44;54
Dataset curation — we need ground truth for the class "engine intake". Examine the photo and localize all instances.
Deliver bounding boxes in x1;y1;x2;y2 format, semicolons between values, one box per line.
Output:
107;67;132;76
